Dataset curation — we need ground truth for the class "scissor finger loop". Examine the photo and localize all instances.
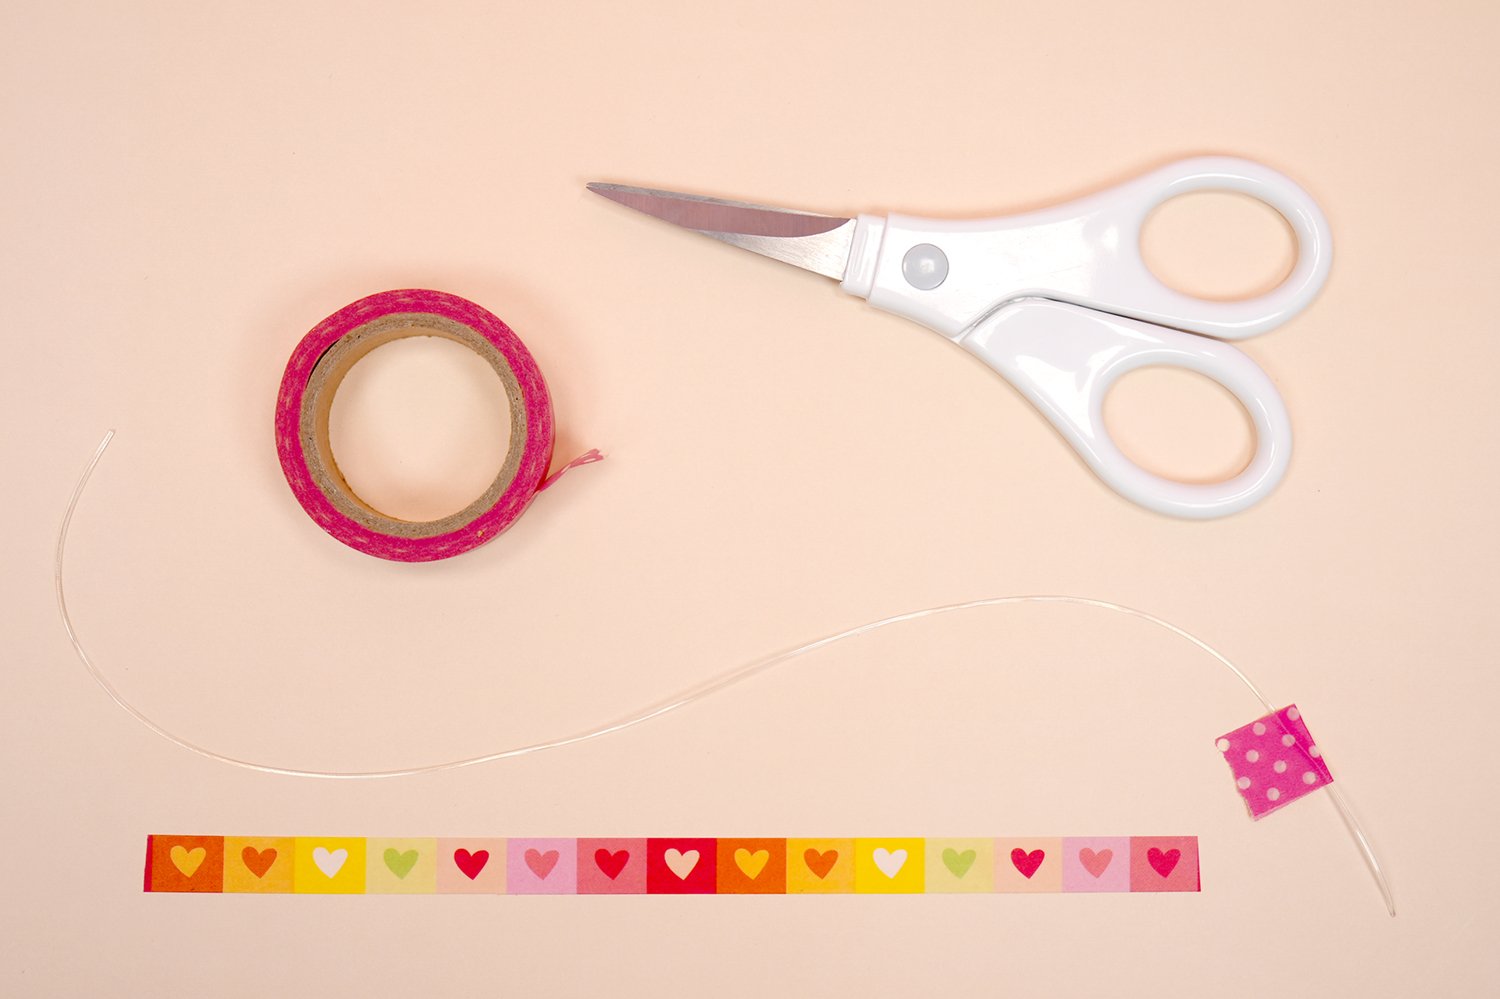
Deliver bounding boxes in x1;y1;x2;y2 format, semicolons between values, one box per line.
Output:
961;298;1292;519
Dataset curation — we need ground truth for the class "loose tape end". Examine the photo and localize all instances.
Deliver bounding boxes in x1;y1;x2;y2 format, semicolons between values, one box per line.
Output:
539;449;605;492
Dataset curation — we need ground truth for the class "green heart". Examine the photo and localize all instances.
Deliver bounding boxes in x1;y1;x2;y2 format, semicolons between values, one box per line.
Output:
384;848;419;879
942;848;977;878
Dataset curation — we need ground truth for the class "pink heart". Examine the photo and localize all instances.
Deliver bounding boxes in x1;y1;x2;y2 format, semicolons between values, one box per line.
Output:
1148;847;1181;878
1078;847;1113;878
1010;847;1045;879
525;848;560;879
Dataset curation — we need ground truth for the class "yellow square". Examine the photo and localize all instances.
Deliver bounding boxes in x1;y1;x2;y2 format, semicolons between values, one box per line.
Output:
925;837;993;893
223;836;294;893
293;837;367;894
366;838;437;894
854;838;925;893
785;838;854;893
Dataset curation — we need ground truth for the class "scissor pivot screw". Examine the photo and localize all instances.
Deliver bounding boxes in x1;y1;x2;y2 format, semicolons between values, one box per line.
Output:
901;243;949;290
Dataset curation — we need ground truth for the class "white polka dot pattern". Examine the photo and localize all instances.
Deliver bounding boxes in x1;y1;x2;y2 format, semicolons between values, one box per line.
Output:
1215;704;1333;819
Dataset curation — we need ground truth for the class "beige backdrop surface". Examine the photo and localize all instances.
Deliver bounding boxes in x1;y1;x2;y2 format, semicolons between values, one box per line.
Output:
3;1;1497;995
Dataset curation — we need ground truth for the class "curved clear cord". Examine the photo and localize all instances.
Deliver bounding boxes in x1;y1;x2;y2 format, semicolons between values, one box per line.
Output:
55;431;1393;914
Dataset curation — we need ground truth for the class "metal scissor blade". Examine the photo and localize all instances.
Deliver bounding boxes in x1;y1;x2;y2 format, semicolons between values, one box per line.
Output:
587;182;855;280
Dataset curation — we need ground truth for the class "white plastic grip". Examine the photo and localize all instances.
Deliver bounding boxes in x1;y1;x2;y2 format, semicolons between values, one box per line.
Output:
841;156;1333;341
960;299;1292;518
1064;155;1332;338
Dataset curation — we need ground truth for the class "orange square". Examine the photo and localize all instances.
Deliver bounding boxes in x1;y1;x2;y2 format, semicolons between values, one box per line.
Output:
146;835;223;893
223;836;294;893
786;838;854;893
716;838;785;894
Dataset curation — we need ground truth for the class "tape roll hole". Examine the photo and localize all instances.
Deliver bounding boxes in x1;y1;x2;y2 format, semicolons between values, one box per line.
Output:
1103;367;1254;483
1140;191;1295;301
327;332;514;522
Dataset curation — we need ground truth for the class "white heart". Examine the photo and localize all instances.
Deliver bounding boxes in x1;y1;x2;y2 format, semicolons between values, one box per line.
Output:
313;846;348;878
664;848;700;880
873;848;907;879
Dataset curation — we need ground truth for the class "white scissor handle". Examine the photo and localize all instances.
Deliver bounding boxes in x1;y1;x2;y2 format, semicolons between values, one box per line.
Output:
842;156;1332;341
959;298;1291;518
1062;155;1333;338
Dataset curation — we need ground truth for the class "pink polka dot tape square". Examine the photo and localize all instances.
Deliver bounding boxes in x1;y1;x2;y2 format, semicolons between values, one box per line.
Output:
1216;704;1332;819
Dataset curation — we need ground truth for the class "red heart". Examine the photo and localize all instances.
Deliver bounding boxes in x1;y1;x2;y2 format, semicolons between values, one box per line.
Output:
803;848;838;880
1148;847;1181;878
594;849;629;880
525;848;560;879
1011;848;1046;879
241;846;277;879
454;848;489;880
1078;847;1113;878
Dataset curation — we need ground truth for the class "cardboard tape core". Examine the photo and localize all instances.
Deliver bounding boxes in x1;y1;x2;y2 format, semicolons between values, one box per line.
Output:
276;290;556;561
301;314;526;539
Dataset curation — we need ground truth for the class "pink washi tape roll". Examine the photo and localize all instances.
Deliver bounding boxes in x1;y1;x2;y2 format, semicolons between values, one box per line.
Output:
275;289;579;562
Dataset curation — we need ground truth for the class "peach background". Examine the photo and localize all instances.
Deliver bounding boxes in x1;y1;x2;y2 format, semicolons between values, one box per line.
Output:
2;0;1497;994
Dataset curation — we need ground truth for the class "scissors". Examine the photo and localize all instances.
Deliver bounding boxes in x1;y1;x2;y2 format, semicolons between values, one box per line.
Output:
588;157;1330;518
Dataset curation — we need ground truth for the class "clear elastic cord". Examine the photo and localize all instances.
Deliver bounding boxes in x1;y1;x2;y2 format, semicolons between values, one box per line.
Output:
55;431;1394;914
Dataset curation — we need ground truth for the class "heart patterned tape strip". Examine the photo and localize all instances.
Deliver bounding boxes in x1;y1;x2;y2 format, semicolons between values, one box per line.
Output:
144;836;1199;894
